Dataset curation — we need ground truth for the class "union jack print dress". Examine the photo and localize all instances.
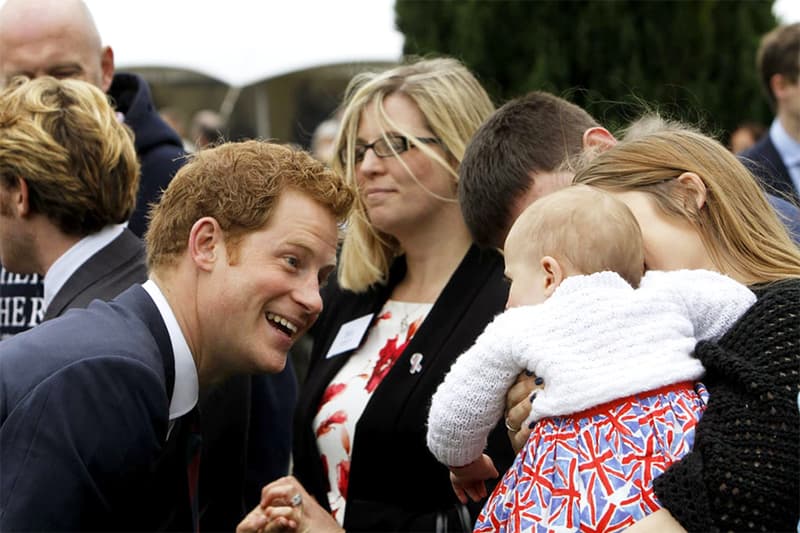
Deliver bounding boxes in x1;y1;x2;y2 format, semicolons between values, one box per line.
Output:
475;382;707;533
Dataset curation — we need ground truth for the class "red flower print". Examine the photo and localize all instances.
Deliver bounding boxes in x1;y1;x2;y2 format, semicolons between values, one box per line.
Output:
320;382;347;406
316;410;348;437
365;335;412;392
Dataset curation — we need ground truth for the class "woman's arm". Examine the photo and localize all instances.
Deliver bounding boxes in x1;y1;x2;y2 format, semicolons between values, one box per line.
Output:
624;509;686;532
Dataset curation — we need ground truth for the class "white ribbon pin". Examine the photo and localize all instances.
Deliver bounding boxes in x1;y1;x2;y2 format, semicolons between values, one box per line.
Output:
409;352;423;374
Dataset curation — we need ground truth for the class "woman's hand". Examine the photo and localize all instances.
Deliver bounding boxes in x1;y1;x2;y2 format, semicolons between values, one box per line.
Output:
236;476;344;533
504;372;544;453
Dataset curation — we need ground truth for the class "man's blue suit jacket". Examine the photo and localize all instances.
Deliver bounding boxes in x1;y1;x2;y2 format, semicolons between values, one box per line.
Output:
740;133;799;205
739;134;800;242
0;285;193;531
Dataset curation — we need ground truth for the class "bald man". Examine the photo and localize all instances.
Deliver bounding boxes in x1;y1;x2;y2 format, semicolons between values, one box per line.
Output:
0;0;185;337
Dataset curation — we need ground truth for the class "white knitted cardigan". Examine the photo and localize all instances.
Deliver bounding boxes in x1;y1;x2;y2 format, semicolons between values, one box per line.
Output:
426;269;756;468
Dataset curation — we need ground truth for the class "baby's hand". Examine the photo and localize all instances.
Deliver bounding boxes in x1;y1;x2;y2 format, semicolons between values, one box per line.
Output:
448;454;499;504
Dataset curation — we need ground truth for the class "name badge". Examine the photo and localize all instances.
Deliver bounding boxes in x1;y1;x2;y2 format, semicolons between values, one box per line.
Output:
325;313;374;358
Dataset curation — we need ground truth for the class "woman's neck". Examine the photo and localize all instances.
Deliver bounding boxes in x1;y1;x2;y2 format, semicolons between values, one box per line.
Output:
391;214;473;303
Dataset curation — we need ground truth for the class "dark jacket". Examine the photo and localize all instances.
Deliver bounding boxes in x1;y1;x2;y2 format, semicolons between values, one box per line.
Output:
740;133;799;205
0;286;192;531
294;245;515;532
43;228;146;321
108;72;185;238
653;278;800;532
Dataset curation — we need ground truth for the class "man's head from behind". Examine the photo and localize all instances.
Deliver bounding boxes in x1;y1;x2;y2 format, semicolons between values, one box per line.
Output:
0;0;113;90
459;91;613;249
757;22;800;112
0;76;139;272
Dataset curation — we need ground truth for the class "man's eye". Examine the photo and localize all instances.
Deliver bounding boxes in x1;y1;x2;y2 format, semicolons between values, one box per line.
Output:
284;256;299;268
51;70;80;79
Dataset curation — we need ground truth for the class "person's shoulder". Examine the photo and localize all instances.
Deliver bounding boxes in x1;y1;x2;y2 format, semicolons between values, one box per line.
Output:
0;315;167;411
739;132;772;161
750;276;800;301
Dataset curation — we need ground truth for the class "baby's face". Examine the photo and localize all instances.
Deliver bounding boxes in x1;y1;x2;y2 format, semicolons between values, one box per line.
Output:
503;240;549;309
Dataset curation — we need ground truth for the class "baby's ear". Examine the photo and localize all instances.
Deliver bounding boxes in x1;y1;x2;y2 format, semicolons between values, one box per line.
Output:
541;256;565;297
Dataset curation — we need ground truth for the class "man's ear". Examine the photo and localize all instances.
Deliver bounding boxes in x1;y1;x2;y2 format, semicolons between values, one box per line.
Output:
8;177;31;217
541;255;565;298
676;171;707;210
100;46;115;93
582;127;617;153
770;73;791;102
188;217;223;272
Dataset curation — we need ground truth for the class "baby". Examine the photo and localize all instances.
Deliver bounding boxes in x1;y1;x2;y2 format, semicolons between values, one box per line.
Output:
426;185;756;532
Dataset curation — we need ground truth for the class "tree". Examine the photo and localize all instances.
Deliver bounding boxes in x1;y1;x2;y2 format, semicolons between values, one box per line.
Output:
395;0;777;137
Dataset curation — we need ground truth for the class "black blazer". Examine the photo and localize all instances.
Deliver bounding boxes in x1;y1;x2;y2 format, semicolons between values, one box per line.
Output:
43;228;147;320
740;133;800;204
0;285;195;531
294;245;515;532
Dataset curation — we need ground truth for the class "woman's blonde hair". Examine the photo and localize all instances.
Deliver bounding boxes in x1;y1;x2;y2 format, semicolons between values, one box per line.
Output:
573;128;800;283
333;57;494;291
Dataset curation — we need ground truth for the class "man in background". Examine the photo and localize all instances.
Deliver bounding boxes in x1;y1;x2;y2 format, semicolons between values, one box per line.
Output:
0;77;145;322
741;22;800;205
0;0;184;335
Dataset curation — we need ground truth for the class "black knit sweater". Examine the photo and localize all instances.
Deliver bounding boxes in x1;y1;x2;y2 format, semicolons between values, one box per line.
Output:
653;278;800;533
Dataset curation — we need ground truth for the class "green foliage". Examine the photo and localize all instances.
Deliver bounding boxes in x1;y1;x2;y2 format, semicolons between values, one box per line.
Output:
395;0;777;138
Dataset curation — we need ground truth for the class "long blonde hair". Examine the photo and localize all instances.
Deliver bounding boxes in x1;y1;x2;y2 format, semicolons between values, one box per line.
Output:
333;57;494;292
573;129;800;282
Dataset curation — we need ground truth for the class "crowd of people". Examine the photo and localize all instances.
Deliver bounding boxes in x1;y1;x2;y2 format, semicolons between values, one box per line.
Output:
0;1;798;532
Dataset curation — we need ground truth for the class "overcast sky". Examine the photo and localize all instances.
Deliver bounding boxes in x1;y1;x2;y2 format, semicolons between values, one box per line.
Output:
2;0;799;86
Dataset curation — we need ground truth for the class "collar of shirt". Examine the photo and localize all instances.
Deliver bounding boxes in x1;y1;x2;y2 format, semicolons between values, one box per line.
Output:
43;224;126;312
142;279;199;421
770;118;800;168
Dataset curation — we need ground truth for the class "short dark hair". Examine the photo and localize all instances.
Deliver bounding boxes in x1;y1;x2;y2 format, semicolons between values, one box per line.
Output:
458;91;599;248
757;23;800;109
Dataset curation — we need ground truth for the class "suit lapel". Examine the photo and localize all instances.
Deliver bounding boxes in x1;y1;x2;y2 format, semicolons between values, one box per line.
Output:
44;230;144;320
115;285;175;402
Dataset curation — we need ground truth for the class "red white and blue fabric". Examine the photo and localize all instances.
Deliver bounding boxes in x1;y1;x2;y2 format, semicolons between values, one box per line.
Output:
475;382;708;533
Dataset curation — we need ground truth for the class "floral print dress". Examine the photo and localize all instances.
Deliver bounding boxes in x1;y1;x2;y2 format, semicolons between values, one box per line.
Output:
312;299;432;525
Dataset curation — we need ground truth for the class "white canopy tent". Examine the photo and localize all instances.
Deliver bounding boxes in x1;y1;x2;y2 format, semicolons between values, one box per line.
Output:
84;0;404;88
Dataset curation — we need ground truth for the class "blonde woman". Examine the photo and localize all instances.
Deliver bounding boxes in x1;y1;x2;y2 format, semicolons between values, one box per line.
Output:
238;58;515;533
502;128;800;532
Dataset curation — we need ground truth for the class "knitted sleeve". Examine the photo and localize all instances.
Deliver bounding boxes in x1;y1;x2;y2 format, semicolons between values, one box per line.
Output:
426;306;534;468
644;269;756;341
653;279;800;533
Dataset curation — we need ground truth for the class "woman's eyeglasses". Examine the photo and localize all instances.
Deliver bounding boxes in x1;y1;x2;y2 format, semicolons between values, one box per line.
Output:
339;134;441;165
